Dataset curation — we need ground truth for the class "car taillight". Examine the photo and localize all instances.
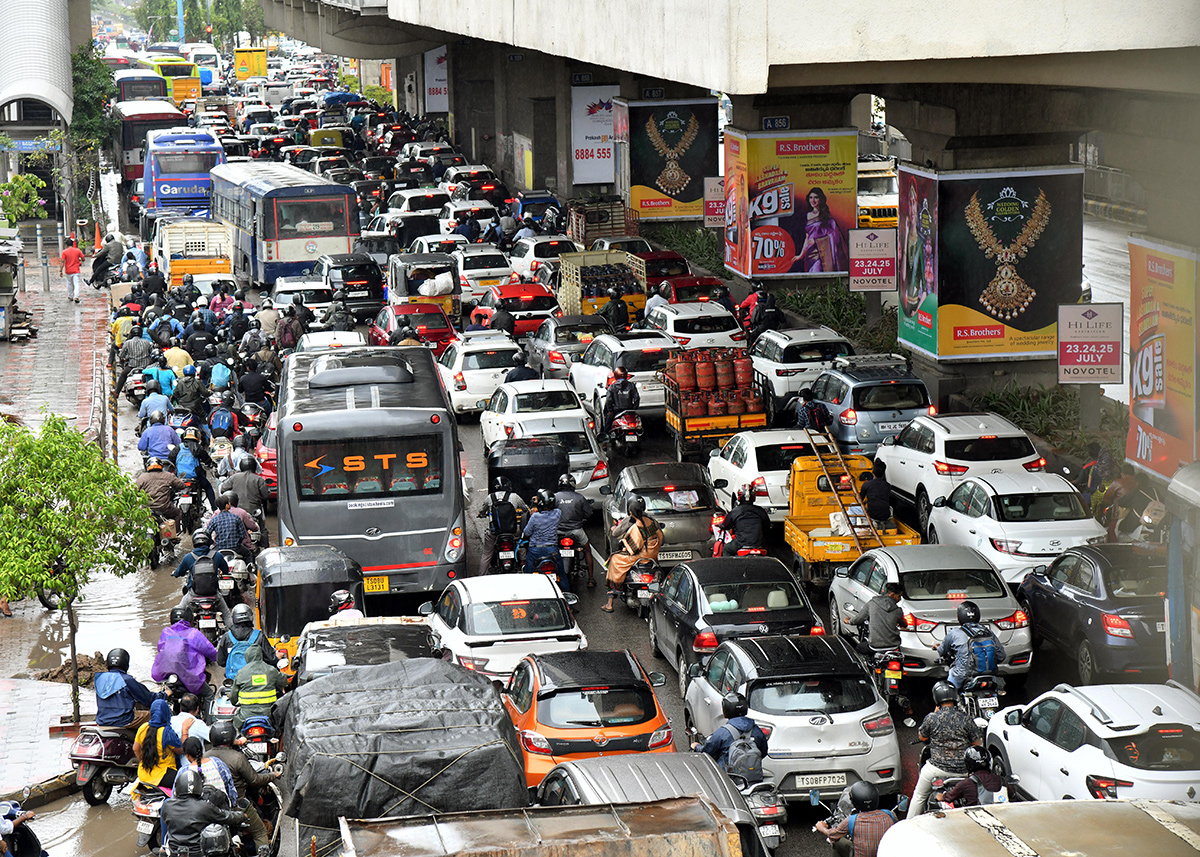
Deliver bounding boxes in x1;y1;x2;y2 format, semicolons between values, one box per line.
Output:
751;476;769;498
861;714;894;737
458;655;490;672
519;729;553;755
131;195;139;203
933;460;970;475
774;368;800;376
529;260;540;271
509;272;520;283
592;460;608;481
928;405;938;415
756;723;773;739
693;631;718;653
731;332;745;341
904;613;939;633
1086;775;1134;799
989;538;1023;555
839;408;857;425
1023;457;1047;472
995;609;1029;630
549;350;566;365
460;276;470;288
453;371;466;391
674;335;692;346
504;425;514;438
810;624;826;636
647;724;673;749
1102;613;1134;638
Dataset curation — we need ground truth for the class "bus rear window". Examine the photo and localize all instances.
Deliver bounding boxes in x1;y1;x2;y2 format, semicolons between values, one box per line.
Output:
295;435;443;499
157;64;198;77
121;81;168;100
272;198;349;238
154;152;221;174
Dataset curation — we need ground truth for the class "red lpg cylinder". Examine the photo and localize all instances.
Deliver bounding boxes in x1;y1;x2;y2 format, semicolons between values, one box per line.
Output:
714;358;735;390
733;354;753;387
695;360;717;391
726;393;746;415
708;395;728;416
743;390;764;413
674;359;697;391
684;394;707;418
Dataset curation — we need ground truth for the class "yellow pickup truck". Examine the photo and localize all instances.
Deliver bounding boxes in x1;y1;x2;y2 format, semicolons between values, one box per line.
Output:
782;436;920;590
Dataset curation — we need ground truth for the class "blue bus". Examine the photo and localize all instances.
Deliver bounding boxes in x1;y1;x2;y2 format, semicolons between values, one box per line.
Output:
210;162;360;287
141;128;225;235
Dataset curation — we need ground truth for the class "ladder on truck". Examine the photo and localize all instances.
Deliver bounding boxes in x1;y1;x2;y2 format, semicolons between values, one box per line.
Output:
802;428;885;553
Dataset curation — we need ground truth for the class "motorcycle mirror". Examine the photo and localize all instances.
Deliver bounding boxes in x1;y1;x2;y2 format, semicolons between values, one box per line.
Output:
895;794;910;814
648;671;667;687
808;789;821;806
417;601;434;616
599;485;612;495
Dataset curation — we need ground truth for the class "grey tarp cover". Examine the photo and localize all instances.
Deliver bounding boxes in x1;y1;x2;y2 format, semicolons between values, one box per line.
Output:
278;658;529;852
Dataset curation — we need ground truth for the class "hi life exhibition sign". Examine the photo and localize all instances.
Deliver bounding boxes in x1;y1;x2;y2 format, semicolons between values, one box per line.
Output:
1057;303;1123;385
848;228;897;292
571;85;619;184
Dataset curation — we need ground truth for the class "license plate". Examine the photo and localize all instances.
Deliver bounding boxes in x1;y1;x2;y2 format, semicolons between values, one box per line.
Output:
179;496;192;507
137;821;155;835
218;580;233;593
877;422;904;432
885;669;902;679
1158;622;1167;632
758;825;781;838
347;290;369;298
499;550;515;559
657;550;693;561
625;434;638;441
363;575;389;593
249;742;267;754
641;383;663;392
638;590;652;600
199;618;216;629
979;696;1000;710
479;278;500;286
792;773;847;788
560;549;575;557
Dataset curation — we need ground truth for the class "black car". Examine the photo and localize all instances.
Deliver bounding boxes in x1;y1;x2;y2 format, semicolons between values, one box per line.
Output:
315;253;386;321
647;556;823;698
358;156;397;181
1017;543;1168;684
452;179;515;211
351;180;391;212
324;167;365;185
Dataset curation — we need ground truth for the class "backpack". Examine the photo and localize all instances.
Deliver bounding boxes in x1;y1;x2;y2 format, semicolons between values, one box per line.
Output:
190;555;219;597
490;495;519;535
224;628;261;680
176;445;200;479
969;773;997;806
278;319;299;349
210;362;233;389
209;407;234;434
721;723;764;783
804;401;832;432
966;625;999;674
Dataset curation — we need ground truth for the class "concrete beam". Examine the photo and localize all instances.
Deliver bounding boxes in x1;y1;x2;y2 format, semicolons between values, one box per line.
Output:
266;0;448;60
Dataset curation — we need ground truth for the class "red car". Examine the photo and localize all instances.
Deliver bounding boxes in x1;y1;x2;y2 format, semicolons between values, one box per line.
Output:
256;412;278;502
632;251;691;288
471;283;561;338
661;275;726;304
367;303;457;355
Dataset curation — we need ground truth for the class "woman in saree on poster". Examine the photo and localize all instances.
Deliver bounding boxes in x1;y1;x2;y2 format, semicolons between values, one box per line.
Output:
792;187;847;272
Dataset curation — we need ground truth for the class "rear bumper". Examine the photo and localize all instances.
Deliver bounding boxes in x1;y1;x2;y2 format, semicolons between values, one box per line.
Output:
1093;634;1168;675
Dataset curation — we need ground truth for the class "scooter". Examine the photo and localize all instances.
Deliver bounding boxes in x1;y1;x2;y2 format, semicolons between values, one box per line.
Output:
607;411;643;457
131;783;169;852
124;373;147;407
240;715;280;763
149;511;181;570
621;558;661;618
70;724;139;805
1;801;45;857
710;512;768;558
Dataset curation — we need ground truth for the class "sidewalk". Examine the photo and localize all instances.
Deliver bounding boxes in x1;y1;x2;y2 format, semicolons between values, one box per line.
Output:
0;679;93;805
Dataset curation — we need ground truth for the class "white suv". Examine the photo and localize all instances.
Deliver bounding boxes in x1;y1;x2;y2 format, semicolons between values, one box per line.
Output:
451;245;513;303
435;330;522;414
643;302;745;350
750;327;855;426
508;235;581;282
568;331;680;417
874;412;1044;537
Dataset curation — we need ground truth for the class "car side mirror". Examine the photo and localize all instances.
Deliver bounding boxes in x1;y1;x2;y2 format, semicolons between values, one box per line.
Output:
1006;710;1022;726
1030;565;1048;578
599;485;612;495
709;450;721;459
648;672;667;687
563;592;579;607
476;400;489;409
687;663;702;679
932;497;947;508
835;566;850;578
881;436;895;446
713;478;728;488
647;581;660;593
417;601;434;616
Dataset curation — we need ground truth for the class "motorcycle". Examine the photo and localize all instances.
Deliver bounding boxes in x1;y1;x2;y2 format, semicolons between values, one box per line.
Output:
194;595;226;644
70;724;139;805
621;558;661;618
607;410;643;457
850;620;914;727
240;715;280;763
131;783;169;852
557;533;580;582
218;548;254;600
149;511;181;570
124;373;147;407
1;801;45;857
208;680;238;725
180;478;204;533
958;673;1005;727
810;786;908;841
527;539;570;592
684;728;786;852
710;511;768;558
167;409;198;433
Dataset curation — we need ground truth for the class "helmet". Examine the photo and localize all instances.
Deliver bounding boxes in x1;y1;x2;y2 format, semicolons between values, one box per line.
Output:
234;290;246;301
144;379;161;395
182;274;194;286
170;337;182;348
261;298;273;308
146;457;164;471
148;260;158;271
612;366;629;380
249;318;261;330
149;410;166;425
534;488;556;510
222;393;235;409
964;745;990;774
232;435;247;450
329;589;355;614
131;324;143;338
170;605;195;625
721;692;748;719
848;781;880;812
753;281;766;294
626;495;646;518
557;472;576;490
200;823;231;857
735;485;756;504
156;353;169;368
932;680;959;706
512;351;527;366
232;302;244;313
239;456;257;472
231;603;253;626
492;476;513;494
398;326;417;341
658;282;672;298
175;769;206;798
191;529;212;548
957;600;981;625
203;344;217;357
209;721;237;748
607;286;622;300
332;290;346;302
106;648;130;671
181;427;202;444
183;365;197;376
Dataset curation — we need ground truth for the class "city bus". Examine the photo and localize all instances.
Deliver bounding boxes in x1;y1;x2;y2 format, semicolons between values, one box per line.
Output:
137;56;201;107
275;346;467;594
113;70;169;103
111;100;185;183
141;128;226;232
101;50;138;72
210;162;359;286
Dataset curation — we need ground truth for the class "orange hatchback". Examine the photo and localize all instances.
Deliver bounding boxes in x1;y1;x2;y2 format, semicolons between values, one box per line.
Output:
503;650;675;789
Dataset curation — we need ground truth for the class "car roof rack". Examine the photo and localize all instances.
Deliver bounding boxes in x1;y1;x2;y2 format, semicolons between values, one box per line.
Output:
1053;683;1115;726
832;353;910;370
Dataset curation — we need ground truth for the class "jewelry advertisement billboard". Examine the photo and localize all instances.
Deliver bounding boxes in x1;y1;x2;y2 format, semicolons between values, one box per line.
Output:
613;98;718;220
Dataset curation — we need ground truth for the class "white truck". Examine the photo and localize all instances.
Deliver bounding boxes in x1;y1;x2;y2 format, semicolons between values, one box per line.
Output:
150;217;235;287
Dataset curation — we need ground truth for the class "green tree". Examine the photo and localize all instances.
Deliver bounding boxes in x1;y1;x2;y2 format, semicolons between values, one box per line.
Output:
241;0;266;44
69;45;118;152
0;414;155;722
0;174;48;226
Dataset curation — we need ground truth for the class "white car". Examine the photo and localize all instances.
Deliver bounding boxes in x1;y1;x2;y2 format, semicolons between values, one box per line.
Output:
508;235;581;282
707;429;819;522
749;327;854;426
643;302;745;350
451;245;514;302
479;379;589;448
387;188;450;214
437;201;499;235
925;473;1107;585
439;165;497;195
568;331;681;417
270;279;333;330
435;330;522;414
986;682;1200;802
511;416;608;501
294;330;368;353
408;234;468;255
419;574;585;680
589;236;653;254
875;412;1047;537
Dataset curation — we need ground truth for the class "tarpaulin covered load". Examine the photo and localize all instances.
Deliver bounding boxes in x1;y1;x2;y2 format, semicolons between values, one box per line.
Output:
277;659;528;855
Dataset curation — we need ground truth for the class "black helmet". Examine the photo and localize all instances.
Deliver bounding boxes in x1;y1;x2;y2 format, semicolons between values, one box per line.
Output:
534;488;556;510
332;289;346;302
170;337;182;348
175;768;206;798
239;455;257;472
721;692;748;719
512;351;527;366
492;476;513;494
149;410;166;425
848;781;880;812
232;435;247;450
249;318;261;330
753;281;766;294
398;326;417;340
607;286;622;300
932;680;959;706
626;495;646;518
234;289;246;301
329;589;355;614
209;721;237;747
106;648;130;671
182;273;194;286
964;745;990;774
192;529;212;548
144;379;161;395
200;822;230;857
204;344;217;357
221;393;234;409
170;605;196;625
957;600;981;625
557;472;576;490
231;603;253;626
131;324;143;337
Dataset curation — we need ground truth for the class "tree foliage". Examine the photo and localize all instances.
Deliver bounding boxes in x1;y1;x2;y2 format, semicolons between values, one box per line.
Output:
0;174;48;226
242;0;266;44
70;45;119;152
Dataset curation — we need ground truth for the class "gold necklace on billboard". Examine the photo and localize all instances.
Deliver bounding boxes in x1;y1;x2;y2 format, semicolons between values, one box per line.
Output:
647;114;700;196
965;188;1051;320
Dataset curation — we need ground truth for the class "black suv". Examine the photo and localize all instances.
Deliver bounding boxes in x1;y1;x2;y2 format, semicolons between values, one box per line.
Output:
315;253;386;322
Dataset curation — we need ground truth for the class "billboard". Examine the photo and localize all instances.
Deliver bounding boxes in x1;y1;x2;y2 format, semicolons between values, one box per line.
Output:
722;129;858;277
849;228;897;292
1125;237;1197;480
570;85;619;184
423;46;448;113
613;98;718;220
704;177;725;228
897;164;1084;360
1057;302;1123;385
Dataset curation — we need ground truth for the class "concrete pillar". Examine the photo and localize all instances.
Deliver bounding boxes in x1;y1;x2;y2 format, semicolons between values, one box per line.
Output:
447;40;498;166
67;0;92;52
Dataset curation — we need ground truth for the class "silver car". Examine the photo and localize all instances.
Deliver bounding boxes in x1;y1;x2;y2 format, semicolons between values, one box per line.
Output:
511;415;607;501
602;462;717;562
525;315;613;379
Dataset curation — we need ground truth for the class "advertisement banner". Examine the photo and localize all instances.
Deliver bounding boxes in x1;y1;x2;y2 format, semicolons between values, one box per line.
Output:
722;129;858;278
571;85;619;184
1057;303;1123;385
704;178;725;228
1125;237;1197;479
617;98;718;220
849;228;897;292
423;46;448;114
897;166;939;356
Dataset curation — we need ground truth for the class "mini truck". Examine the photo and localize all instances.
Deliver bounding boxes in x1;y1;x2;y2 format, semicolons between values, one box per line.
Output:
150;217;234;286
557;249;647;320
783;430;920;589
663;348;767;462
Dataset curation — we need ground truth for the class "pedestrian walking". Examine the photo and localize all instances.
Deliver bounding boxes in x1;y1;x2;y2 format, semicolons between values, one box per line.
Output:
60;238;85;303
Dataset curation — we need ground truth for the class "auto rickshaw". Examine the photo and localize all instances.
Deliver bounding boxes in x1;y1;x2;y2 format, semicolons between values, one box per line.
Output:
387;252;462;321
254;545;365;676
308;127;345;148
484;438;571;503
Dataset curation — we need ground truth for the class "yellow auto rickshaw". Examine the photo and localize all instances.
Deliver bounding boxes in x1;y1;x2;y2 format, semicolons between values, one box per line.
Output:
307;127;345;148
387;252;462;321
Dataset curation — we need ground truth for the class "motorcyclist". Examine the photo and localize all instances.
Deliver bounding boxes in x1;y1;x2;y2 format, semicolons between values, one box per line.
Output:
208;352;237;392
136;458;186;533
504;351;538;383
152;605;219;698
220;457;271;527
255;298;281;339
603;495;663;612
488;305;516;336
237;359;273;409
319;290;348;328
207;722;281;854
229;644;287;730
747;286;782;344
329;589;365;620
164;338;195;375
597;286;629;330
937;600;1005;690
179;736;237;807
554;473;595;588
159;769;246;857
513;214;539;242
814;781;896;857
239;318;265;355
207;493;253;563
137;380;174;422
601;366;640;437
737;281;766;324
143;352;179;396
88;233;123;287
690;692;768;772
850;582;904;654
911;681;982;816
141;262;168;299
217;604;275;683
934;744;1003;809
523;488;564;583
94;648;168;728
172;366;209;418
226;302;251;343
476;476;529;575
207;394;240;440
116;324;155;394
644;281;671;315
388;325;422;347
217;435;257;479
717;486;770;556
138;409;182;461
324;300;357;332
173;529;234;631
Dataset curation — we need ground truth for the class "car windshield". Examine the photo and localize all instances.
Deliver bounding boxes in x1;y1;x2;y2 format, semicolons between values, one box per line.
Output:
330;265;381;285
900;568;1007;601
618;348;675;373
1105;729;1200;771
353;239;400;257
945;436;1036;461
676;315;737;334
401;311;449;331
514;391;579;412
755;443;814;471
538;686;656;728
994;492;1087;522
501;295;557;312
641;486;713;513
853;382;929;411
645;258;688;278
534;241;573;259
1105;561;1168;598
462;254;508;271
749;676;876;716
702;580;805;613
781;342;853;363
465;598;570;635
463;349;517;370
